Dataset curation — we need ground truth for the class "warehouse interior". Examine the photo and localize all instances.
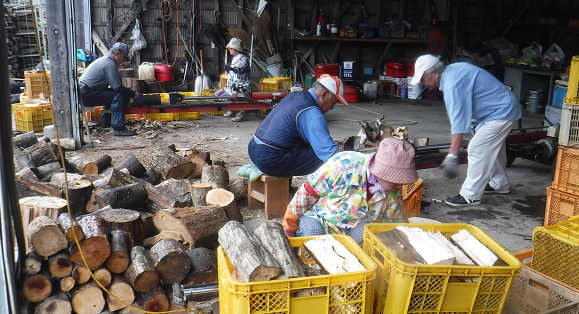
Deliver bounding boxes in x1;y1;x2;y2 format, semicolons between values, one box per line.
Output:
4;0;579;313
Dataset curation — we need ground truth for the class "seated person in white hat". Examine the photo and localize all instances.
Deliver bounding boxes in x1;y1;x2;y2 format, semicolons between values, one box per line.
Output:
216;38;251;122
281;137;418;245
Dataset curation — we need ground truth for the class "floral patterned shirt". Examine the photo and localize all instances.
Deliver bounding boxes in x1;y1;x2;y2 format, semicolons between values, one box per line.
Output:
304;151;405;234
224;53;251;95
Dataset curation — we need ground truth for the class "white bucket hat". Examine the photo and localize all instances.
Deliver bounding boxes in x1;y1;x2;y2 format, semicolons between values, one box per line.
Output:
410;54;442;86
226;38;245;53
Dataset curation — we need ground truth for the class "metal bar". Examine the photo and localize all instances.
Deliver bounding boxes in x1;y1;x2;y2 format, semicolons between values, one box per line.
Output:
183;95;237;100
65;0;82;148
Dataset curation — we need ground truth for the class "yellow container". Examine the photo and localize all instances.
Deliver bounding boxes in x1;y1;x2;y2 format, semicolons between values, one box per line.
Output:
363;223;522;314
143;112;176;121
208;111;228;116
201;89;218;96
24;71;51;98
566;56;579;104
218;234;376;314
180;91;198;97
261;77;293;92
401;178;423;218
12;103;54;132
177;112;201;120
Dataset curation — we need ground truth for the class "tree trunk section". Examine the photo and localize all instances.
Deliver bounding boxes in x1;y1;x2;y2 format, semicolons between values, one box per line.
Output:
137;285;169;312
145;184;190;209
124;246;159;293
115;153;146;177
150;239;191;284
14;131;38;149
229;178;248;201
16;166;38;183
28;216;68;257
190;183;212;207
206;188;243;222
106;229;131;273
183;247;218;286
84;155;112;175
35;291;71;314
140;169;163;185
184;153;207;179
253;221;305;279
72;263;91;284
48;249;73;278
60;276;76;292
107;275;135;312
94;267;112;287
16;175;62;197
14;144;38;174
57;212;84;242
20;197;67;251
23;269;52;303
140;145;195;180
71;282;105;314
157;178;191;201
93;208;143;246
50;172;86;187
107;168;147;187
67;156;90;174
141;212;156;239
65;179;94;217
36;161;62;181
27;141;60;167
201;165;229;189
218;221;281;282
94;183;147;210
24;249;43;275
69;216;111;270
86;188;106;213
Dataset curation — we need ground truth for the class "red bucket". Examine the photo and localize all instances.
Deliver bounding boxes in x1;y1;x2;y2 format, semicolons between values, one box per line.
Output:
154;63;174;82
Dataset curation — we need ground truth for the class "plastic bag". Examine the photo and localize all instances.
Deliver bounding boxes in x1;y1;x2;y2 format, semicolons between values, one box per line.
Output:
521;42;542;66
130;19;147;53
542;44;565;68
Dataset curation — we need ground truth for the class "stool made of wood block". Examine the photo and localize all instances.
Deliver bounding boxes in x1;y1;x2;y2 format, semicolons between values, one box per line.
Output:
248;175;291;219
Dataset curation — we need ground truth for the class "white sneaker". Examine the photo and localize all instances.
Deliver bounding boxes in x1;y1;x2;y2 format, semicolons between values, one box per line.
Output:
232;112;245;122
223;111;234;117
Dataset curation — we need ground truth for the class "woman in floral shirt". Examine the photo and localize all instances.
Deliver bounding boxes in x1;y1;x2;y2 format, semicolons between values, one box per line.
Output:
282;137;418;245
215;38;251;122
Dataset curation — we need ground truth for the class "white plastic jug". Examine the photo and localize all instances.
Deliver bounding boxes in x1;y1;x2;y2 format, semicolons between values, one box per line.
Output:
138;62;156;82
363;81;378;99
408;76;424;99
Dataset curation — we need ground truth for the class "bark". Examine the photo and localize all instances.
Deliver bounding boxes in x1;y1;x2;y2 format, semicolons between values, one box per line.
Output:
15;166;38;183
93;208;143;246
114;153;146;177
94;267;112;287
28;216;68;257
124;246;159;293
65;179;94;216
70;282;105;314
14;144;38;174
24;249;43;275
157;178;191;200
253;221;305;279
14;131;38;149
141;212;156;239
184;153;207;179
48;249;73;278
145;183;190;209
34;292;72;314
150;239;191;284
57;212;84;242
182;247;218;285
118;303;144;314
201;165;229;189
67;156;91;174
106;229;131;274
140;145;195;180
16;175;62;197
71;263;91;284
206;188;243;222
228;178;248;201
190;183;212;207
94;182;148;210
23;269;52;303
27;141;60;167
60;276;76;292
137;285;169;312
107;168;147;187
139;169;163;185
36;161;62;180
107;275;135;312
84;154;112;175
50;172;86;187
69;216;111;270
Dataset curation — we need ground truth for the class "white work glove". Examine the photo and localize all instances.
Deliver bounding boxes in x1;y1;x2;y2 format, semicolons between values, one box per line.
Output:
440;154;459;179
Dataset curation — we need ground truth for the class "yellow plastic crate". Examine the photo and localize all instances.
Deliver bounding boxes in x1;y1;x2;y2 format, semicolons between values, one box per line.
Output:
544;187;579;227
208;111;228;116
552;147;579;196
176;112;201;120
143;112;176;121
566;56;579;104
402;178;423;219
363;223;522;314
532;225;579;290
12;103;54;132
24;71;51;98
218;234;377;314
261;77;292;92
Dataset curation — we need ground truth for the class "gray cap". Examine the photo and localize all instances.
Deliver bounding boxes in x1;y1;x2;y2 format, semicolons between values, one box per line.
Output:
111;42;129;55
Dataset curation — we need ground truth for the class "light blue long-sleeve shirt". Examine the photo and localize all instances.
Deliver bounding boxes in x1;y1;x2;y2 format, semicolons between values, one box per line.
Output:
439;62;522;134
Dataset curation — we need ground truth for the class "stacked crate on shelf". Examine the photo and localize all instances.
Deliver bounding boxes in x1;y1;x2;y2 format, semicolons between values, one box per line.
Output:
12;103;53;132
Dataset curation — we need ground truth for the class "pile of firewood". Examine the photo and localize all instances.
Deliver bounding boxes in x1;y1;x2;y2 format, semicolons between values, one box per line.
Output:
14;131;249;313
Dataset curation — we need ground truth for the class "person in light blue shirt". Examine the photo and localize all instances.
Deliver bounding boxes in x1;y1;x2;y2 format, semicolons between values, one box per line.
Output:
411;54;522;207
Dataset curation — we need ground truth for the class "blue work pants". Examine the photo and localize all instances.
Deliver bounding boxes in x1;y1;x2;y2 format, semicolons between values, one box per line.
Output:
80;85;129;131
248;137;324;177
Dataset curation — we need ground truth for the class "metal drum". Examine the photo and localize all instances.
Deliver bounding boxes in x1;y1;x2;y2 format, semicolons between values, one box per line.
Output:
526;89;546;114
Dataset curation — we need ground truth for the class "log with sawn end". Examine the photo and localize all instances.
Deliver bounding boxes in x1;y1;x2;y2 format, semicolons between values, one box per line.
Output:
106;168;148;187
184;152;208;179
201;164;229;189
24;249;43;275
70;281;105;314
140;145;195;180
190;182;211;207
94;182;148;210
60;276;76;292
157;178;192;202
28;216;68;257
107;275;135;312
229;178;248;201
91;207;143;245
14;131;38;149
69;215;111;270
47;249;73;278
137;285;169;312
15;165;38;183
114;153;146;177
106;229;131;273
150;238;191;284
146;183;190;209
16;175;61;197
26;141;60;167
124;246;159;293
50;172;87;187
84;154;112;175
71;263;90;284
36;161;62;181
64;179;94;217
35;291;72;314
253;221;305;279
182;247;218;286
23;269;52;303
57;212;84;242
206;188;243;222
94;267;112;287
20;196;68;252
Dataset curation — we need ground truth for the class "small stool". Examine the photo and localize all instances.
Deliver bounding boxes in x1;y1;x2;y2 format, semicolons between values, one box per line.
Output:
248;175;291;219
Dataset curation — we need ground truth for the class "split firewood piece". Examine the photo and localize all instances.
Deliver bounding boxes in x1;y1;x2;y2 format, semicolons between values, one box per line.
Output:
107;275;135;312
28;216;68;257
23;269;52;303
60;276;76;292
36;161;62;181
137;285;169;312
65;179;94;216
71;263;91;284
201;164;229;189
253;221;305;279
218;220;281;282
69;216;111;270
106;230;131;274
124;246;160;293
20;196;68;251
84;155;112;175
140;145;195;180
48;249;73;278
86;187;106;213
15;166;39;183
190;183;212;207
35;291;72;314
140;169;163;185
57;212;84;242
15;175;62;197
150;239;191;284
115;153;146;177
206;188;243;222
183;247;218;286
228;178;248;201
94;182;148;210
141;212;156;239
145;183;190;209
50;172;86;187
24;249;43;275
376;230;425;264
26;141;60;167
14;131;38;149
14;144;38;174
157;178;192;202
183;151;210;179
450;229;502;266
94;267;112;287
107;168;148;187
426;231;474;266
304;235;366;274
71;281;105;314
396;226;455;265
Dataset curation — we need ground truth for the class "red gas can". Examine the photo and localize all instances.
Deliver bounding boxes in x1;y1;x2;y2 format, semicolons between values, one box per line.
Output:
314;63;340;78
343;85;360;103
386;62;406;78
154;63;174;82
407;63;415;77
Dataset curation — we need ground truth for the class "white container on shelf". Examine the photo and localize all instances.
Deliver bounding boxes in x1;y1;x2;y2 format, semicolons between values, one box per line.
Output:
408;76;424;99
363;81;378;99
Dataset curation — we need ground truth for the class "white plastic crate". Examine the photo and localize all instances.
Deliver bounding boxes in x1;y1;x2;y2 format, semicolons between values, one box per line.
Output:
559;103;579;147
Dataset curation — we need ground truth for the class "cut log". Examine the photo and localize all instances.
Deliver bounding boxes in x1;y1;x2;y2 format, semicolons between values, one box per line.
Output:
118;302;144;314
28;216;68;257
140;145;195;180
124;246;159;293
206;188;243;222
65;179;94;216
140;169;163;185
35;291;71;314
107;275;135;312
27;141;60;167
14;131;38;149
114;153;146;177
15;175;62;197
184;153;208;179
94;267;112;287
141;212;155;239
183;247;218;285
106;168;147;187
71;263;91;284
94;182;147;210
304;235;366;274
218;220;281;282
50;172;86;187
71;282;105;314
14;144;38;174
60;276;76;292
48;249;73;278
84;155;112;175
150;239;191;284
228;178;248;201
137;285;169;312
86;188;106;213
52;138;75;151
36;161;62;180
16;167;39;182
23;269;52;303
201;165;229;189
67;156;90;174
190;183;212;207
57;212;84;242
106;229;131;274
24;249;43;275
157;178;191;199
145;183;190;209
253;221;305;279
69;216;111;270
93;208;143;246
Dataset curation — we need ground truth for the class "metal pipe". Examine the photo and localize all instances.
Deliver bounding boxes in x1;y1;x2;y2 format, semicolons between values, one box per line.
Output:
182;95;237;101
